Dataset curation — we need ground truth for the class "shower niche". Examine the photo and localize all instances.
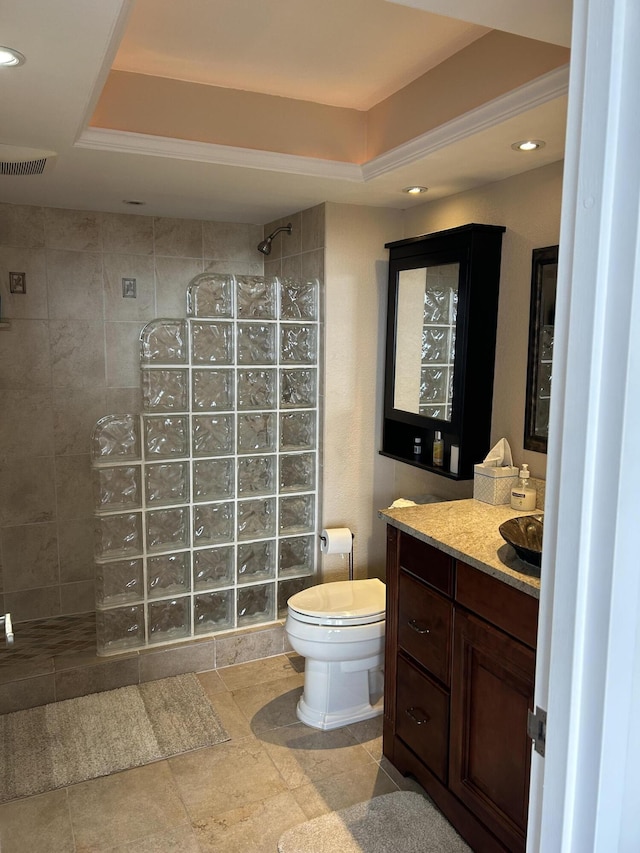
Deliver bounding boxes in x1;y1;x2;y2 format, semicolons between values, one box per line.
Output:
91;273;320;655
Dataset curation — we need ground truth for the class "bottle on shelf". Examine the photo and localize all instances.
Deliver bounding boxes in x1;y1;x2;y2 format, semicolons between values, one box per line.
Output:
432;431;444;467
413;436;422;460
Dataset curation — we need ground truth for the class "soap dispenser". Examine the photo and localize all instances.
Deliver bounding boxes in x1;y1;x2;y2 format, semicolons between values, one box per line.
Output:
510;464;536;510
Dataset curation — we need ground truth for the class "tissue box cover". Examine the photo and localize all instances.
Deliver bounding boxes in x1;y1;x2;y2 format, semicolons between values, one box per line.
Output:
473;464;519;505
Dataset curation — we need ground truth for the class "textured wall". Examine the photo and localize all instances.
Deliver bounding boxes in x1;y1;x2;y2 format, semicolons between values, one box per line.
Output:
0;204;262;622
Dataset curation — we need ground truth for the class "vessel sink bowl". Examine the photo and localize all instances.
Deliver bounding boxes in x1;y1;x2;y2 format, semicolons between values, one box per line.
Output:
499;514;543;568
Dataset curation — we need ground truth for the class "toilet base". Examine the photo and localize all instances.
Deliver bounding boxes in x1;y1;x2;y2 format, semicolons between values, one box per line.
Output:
296;657;384;731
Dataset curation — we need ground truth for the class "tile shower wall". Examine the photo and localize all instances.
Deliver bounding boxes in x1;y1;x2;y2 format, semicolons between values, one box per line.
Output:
0;203;264;623
92;273;320;653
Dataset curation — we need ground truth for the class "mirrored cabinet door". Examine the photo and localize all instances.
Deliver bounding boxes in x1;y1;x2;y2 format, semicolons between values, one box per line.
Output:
382;224;506;479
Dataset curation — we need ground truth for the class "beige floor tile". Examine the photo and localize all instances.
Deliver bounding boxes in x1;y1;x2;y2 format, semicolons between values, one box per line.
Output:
346;714;384;760
260;721;375;789
205;689;254;741
0;789;75;853
378;756;429;794
290;762;399;820
217;654;301;691
232;672;304;733
104;824;202;852
67;762;189;852
195;668;227;698
168;737;287;821
193;790;307;853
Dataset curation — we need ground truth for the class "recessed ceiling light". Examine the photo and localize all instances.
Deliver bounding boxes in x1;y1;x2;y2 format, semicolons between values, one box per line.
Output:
511;140;545;152
402;186;428;195
0;46;25;67
122;199;146;206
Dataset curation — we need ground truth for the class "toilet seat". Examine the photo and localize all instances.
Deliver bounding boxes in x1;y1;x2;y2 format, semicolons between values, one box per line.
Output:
288;578;386;627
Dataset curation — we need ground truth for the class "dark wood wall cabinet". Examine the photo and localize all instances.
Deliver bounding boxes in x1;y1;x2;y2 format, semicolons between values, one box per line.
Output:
381;223;506;479
384;526;538;852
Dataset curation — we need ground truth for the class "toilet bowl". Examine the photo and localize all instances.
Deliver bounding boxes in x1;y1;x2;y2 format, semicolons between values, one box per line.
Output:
285;578;386;731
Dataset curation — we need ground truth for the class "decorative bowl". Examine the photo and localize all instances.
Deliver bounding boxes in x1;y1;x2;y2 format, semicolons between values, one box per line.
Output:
499;514;543;568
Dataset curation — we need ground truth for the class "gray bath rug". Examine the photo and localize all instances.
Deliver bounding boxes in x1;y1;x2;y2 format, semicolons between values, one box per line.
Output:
0;672;229;803
277;790;471;853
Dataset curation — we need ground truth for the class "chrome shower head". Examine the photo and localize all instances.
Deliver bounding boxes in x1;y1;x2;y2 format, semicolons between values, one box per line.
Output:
257;222;292;255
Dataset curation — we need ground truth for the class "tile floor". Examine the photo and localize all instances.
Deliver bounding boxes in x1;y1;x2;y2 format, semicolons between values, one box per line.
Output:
0;653;434;853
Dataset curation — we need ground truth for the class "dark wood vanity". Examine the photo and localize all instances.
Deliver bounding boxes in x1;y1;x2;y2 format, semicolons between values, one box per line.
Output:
383;524;539;852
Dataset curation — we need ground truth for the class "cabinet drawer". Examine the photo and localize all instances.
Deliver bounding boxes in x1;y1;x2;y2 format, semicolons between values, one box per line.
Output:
396;655;449;783
398;570;452;686
399;533;453;596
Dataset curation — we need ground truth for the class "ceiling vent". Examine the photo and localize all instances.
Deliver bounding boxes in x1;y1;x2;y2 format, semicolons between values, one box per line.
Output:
0;144;57;176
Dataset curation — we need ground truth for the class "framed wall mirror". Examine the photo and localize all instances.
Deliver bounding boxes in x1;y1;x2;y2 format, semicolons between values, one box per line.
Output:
524;244;558;453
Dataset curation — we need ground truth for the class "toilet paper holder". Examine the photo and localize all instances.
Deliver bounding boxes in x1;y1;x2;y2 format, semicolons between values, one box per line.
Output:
319;529;355;581
1;612;14;647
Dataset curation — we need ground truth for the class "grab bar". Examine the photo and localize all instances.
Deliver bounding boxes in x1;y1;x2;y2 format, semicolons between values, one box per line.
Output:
1;612;14;647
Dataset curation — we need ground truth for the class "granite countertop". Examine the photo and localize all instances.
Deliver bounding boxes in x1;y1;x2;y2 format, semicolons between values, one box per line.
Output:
379;498;541;599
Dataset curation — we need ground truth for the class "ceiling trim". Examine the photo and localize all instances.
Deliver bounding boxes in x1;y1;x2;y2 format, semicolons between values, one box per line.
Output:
76;64;568;185
363;64;569;179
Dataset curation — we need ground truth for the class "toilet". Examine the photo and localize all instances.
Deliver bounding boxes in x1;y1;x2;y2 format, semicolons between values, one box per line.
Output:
285;578;386;731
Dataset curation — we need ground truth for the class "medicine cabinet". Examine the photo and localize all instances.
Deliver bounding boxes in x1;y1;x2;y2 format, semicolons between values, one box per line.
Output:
381;223;505;479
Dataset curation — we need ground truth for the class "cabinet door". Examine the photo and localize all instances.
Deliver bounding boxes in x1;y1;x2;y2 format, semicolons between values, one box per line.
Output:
450;609;535;853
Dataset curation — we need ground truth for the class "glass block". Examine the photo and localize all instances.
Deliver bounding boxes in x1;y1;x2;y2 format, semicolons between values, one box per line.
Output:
237;323;276;364
143;415;189;458
237;497;276;541
237;455;276;496
421;327;449;363
238;413;276;454
279;494;315;535
95;558;143;606
280;278;318;320
146;507;190;552
450;327;457;362
280;324;317;364
147;552;191;599
278;576;313;618
192;414;234;457
186;272;234;319
140;319;187;364
193;546;234;591
236;276;276;319
237;369;276;410
279;453;315;493
237;540;275;584
92;414;141;461
142;369;188;412
280;412;316;451
193;502;234;546
194;590;233;634
190;321;233;364
192;369;234;411
192;458;234;502
420;405;446;419
423;288;450;323
280;368;317;409
420;367;447;403
541;325;554;361
237;583;275;627
538;362;552;399
145;462;189;506
96;605;145;654
148;598;190;644
535;396;550;436
95;513;142;559
279;535;315;577
93;466;141;513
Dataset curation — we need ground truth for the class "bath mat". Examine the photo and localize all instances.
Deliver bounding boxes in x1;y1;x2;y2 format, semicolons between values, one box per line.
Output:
0;672;229;803
277;790;471;852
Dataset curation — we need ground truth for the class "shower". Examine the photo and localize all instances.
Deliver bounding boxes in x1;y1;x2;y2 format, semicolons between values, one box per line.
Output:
257;222;292;255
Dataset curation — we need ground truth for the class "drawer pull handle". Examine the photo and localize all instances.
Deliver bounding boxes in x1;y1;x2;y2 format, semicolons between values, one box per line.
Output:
408;619;430;635
406;707;431;726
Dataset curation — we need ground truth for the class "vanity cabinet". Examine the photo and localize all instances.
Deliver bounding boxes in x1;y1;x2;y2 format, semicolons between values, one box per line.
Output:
381;223;505;478
384;526;538;852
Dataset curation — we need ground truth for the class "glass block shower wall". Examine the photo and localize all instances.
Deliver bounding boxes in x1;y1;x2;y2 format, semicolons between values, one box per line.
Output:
91;273;320;655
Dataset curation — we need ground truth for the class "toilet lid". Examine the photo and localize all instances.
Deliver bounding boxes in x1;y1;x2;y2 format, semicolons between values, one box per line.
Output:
287;578;386;626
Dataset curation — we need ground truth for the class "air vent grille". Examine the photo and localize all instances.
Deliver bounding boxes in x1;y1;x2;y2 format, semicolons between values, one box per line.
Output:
0;158;48;176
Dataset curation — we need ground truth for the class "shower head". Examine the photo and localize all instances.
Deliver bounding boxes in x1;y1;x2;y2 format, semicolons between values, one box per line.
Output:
257;222;292;255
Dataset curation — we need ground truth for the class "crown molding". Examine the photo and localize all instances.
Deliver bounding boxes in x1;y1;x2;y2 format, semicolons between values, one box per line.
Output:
362;64;569;180
77;65;568;184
